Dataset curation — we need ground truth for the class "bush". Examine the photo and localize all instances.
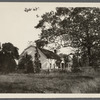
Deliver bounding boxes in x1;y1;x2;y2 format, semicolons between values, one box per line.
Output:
18;54;34;73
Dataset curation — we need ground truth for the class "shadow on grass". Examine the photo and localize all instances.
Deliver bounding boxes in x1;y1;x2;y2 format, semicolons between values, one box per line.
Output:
75;76;94;79
0;82;44;93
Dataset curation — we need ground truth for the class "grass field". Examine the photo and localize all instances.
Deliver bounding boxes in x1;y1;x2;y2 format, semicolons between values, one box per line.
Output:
0;70;100;93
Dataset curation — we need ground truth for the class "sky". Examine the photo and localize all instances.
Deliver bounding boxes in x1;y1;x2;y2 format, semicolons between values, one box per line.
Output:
0;3;99;54
0;3;57;54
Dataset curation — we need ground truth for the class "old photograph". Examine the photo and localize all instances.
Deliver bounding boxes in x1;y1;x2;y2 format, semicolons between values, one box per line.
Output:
0;2;100;94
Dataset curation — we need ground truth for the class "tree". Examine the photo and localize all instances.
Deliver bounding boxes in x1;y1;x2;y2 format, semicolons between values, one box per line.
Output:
18;54;34;73
2;42;19;59
0;42;19;73
35;7;100;66
34;46;41;73
68;8;100;66
35;7;71;48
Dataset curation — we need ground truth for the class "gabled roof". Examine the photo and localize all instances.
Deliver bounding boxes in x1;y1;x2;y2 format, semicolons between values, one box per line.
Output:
39;48;61;60
20;45;61;60
20;45;36;57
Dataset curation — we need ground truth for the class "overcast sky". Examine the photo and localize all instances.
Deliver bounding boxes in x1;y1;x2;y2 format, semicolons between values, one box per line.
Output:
0;3;99;54
0;3;56;54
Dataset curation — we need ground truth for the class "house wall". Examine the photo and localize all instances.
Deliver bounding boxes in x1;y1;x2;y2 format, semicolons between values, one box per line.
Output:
21;46;36;61
38;49;58;70
20;46;57;70
38;48;50;70
48;59;57;69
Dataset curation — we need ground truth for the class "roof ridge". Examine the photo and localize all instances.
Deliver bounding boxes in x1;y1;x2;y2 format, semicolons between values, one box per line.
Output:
20;45;36;56
20;46;61;60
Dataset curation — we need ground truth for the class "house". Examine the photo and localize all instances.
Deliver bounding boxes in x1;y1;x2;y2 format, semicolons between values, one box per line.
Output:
19;45;61;71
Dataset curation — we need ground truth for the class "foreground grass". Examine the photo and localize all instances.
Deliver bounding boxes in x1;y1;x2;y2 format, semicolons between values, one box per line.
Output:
0;70;100;93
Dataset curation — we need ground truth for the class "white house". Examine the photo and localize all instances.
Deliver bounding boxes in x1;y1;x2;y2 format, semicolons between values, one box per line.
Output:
19;45;61;71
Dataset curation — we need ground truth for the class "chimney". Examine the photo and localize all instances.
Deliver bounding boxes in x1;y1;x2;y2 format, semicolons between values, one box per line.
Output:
54;49;57;54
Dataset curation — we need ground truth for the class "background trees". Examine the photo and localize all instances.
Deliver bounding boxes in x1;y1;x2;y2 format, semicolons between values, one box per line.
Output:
0;42;19;73
35;7;100;66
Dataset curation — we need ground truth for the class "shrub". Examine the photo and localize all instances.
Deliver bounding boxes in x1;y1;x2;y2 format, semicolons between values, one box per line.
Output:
18;54;34;73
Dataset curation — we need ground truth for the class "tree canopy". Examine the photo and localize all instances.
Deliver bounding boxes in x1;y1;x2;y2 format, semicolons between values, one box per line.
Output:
0;42;19;73
35;39;48;48
35;7;100;66
2;42;19;59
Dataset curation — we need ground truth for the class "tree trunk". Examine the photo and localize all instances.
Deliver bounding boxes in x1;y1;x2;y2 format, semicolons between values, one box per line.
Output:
87;47;91;66
86;26;92;66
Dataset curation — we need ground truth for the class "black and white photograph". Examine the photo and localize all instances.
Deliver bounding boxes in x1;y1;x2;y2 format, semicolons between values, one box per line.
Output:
0;2;100;95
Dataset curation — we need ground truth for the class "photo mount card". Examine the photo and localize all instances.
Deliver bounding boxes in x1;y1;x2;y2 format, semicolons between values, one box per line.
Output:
0;2;99;98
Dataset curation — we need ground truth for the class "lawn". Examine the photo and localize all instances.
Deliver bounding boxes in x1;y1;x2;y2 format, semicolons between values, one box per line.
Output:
0;70;100;93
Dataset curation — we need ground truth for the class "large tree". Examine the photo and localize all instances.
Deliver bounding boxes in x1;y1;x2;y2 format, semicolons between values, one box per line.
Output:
35;7;100;66
0;42;19;73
